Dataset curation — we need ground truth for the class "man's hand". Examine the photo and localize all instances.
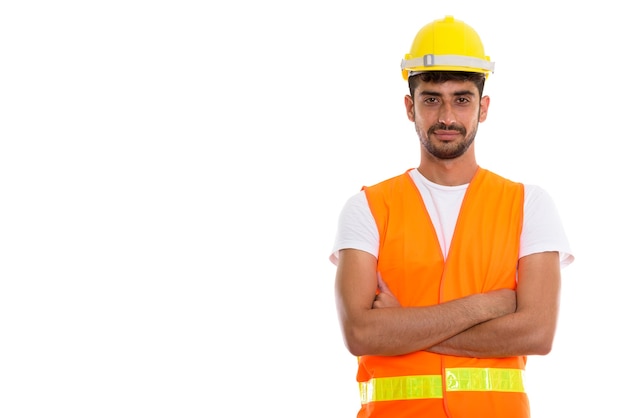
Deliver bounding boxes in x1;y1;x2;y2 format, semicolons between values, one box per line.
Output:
372;274;402;309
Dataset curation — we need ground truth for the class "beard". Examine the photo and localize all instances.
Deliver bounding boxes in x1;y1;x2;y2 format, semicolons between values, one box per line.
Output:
417;121;478;160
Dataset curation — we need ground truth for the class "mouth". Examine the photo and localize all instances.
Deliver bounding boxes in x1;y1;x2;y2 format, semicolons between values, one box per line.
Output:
429;123;465;141
433;130;462;141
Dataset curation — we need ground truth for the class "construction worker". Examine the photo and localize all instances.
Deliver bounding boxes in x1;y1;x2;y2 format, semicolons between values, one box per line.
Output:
329;15;574;418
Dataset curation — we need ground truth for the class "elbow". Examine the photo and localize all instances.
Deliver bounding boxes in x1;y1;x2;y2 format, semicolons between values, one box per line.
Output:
343;333;368;357
344;341;367;357
533;338;554;356
528;329;556;356
341;324;373;357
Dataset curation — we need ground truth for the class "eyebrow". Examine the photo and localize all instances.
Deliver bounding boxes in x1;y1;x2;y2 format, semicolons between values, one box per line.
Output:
419;89;476;97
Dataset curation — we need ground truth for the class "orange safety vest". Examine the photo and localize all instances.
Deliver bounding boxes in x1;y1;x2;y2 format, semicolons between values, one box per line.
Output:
359;167;527;418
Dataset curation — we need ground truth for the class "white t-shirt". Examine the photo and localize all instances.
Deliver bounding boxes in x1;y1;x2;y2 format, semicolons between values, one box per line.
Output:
330;169;574;267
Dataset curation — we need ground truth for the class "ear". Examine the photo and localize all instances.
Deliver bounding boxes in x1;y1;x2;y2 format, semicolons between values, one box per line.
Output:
479;95;490;122
404;95;415;122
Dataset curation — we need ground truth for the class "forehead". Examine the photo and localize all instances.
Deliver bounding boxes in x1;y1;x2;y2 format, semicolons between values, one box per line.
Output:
416;79;478;96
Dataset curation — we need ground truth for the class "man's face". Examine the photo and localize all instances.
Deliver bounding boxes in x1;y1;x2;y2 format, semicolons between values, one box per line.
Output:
404;79;490;160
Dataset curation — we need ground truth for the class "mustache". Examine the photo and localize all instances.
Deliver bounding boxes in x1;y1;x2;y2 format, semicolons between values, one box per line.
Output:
428;122;466;135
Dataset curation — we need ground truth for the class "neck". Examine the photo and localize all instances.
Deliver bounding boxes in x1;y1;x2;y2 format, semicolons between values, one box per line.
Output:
418;153;479;186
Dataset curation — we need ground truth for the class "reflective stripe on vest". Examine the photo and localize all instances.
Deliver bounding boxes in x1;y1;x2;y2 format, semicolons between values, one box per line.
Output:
359;368;525;404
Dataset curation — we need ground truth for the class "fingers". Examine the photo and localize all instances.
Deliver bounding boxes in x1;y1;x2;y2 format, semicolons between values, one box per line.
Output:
372;283;402;309
377;272;390;294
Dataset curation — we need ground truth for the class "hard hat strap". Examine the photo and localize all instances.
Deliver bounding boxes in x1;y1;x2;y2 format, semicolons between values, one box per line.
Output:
401;54;495;73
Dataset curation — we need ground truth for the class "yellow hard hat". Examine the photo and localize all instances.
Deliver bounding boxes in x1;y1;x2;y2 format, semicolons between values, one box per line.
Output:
400;15;494;80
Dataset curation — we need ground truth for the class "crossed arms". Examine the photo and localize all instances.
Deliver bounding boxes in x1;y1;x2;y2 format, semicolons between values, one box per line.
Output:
334;248;561;358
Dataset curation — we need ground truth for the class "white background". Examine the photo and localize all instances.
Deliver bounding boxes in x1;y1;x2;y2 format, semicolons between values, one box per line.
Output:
0;1;621;417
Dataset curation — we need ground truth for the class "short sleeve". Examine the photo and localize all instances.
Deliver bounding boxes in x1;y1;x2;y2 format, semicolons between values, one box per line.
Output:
521;185;575;267
329;191;379;265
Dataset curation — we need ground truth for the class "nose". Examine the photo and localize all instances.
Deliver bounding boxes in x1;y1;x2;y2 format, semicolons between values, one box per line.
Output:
438;102;456;126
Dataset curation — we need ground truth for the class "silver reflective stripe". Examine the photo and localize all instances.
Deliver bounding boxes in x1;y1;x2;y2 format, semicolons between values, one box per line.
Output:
401;54;495;73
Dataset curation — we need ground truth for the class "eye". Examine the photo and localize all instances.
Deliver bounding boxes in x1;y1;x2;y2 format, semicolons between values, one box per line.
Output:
424;97;439;104
456;97;471;104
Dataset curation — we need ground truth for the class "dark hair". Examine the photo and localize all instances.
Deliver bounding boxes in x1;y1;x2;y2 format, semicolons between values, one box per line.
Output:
408;71;486;98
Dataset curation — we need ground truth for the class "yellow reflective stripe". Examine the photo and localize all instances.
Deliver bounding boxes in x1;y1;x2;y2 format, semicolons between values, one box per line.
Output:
359;368;525;403
446;368;525;393
359;375;443;403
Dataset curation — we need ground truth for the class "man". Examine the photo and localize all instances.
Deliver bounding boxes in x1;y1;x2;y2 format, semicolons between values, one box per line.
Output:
329;16;574;418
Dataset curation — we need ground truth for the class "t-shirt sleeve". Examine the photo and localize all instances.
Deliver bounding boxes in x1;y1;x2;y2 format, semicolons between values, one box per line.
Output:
329;191;379;266
521;184;575;268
